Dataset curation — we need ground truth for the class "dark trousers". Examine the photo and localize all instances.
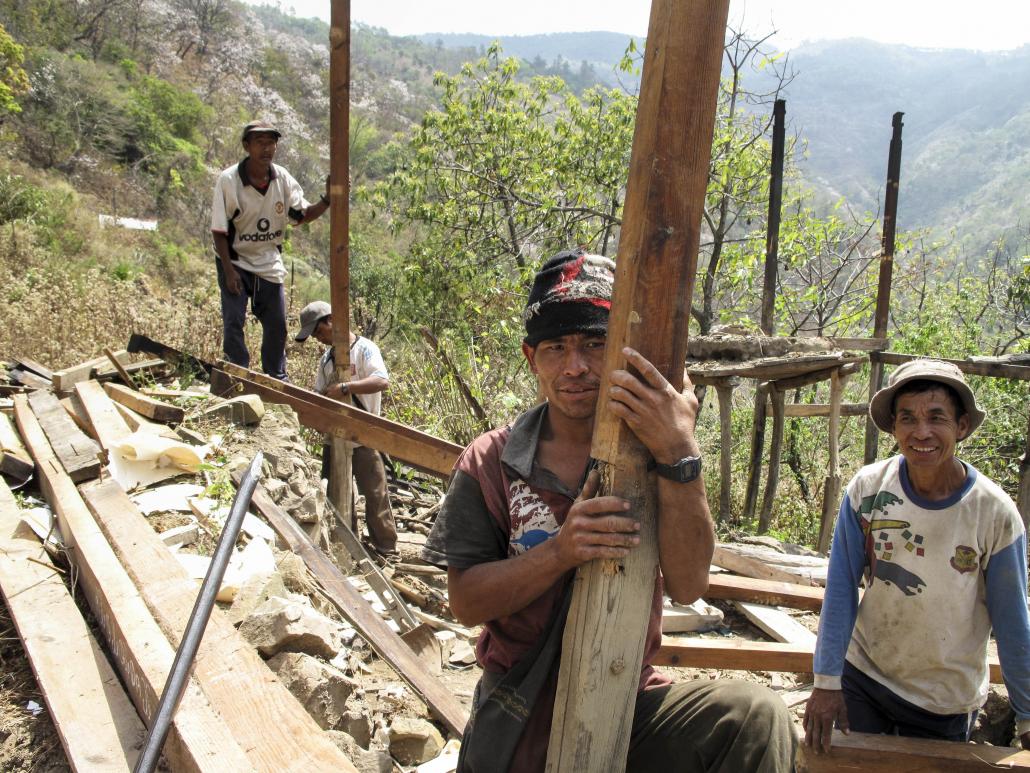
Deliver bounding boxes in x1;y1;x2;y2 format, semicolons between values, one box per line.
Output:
322;443;398;552
841;660;977;742
216;260;288;380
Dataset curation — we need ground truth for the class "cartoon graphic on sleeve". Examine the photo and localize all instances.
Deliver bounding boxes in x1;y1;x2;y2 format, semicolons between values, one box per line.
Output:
507;479;560;555
856;490;928;596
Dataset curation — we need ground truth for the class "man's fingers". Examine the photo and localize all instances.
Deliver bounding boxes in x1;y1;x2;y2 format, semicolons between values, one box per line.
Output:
577;468;601;502
820;714;834;753
622;347;670;390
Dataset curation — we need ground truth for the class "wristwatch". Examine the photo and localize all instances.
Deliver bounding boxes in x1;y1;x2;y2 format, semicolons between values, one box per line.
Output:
653;455;702;483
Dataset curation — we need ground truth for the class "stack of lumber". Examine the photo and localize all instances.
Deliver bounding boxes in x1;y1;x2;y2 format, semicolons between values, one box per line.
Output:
2;381;359;771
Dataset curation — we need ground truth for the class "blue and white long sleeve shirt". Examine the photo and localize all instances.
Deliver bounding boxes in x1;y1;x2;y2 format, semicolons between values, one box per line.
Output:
814;456;1030;734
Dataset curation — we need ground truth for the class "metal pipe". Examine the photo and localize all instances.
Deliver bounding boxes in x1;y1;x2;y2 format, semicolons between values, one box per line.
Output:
133;452;263;773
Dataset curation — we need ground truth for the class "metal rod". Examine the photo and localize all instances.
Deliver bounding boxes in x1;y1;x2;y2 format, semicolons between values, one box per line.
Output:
133;452;263;773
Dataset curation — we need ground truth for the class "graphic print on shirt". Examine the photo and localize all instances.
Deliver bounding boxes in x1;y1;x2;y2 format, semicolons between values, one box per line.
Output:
507;478;560;555
858;490;928;597
950;545;978;574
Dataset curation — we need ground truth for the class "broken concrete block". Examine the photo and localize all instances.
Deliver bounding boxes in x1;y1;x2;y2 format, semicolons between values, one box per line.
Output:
388;716;445;766
287;491;321;524
662;598;725;634
159;523;199;548
201;394;265;426
266;652;357;730
416;738;461;773
337;710;372;749
226;569;287;626
239;596;342;659
325;731;392;773
264;477;289;503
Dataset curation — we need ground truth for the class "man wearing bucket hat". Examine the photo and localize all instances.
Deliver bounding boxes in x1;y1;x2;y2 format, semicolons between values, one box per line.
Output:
210;121;330;380
805;359;1030;752
422;250;795;772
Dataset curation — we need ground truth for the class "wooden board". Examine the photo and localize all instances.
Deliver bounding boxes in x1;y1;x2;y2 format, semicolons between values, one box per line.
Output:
797;730;1030;772
654;638;1003;682
27;389;103;481
73;380;132;450
9;367;52;390
712;545;813;586
547;2;730;769
52;350;130;392
12;395;256;773
239;474;469;737
60;395;96;438
874;351;1030;382
733;601;817;647
215;364;462;479
111;401;180;440
704;573;824;612
80;478;358;773
12;357;54;381
104;382;184;424
0;478;144;771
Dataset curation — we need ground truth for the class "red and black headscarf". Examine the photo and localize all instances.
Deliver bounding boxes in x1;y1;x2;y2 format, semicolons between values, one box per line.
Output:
523;249;615;346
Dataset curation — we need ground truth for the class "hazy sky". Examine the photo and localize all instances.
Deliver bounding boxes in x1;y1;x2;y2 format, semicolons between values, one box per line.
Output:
259;0;1029;52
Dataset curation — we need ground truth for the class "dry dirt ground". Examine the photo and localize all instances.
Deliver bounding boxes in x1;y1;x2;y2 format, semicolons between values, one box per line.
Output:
0;402;1018;770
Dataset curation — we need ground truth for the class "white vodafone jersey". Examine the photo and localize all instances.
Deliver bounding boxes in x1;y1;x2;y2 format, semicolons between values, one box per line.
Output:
210;160;309;283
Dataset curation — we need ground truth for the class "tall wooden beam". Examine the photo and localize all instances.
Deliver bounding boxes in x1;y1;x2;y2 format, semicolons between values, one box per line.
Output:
757;385;785;533
863;112;904;463
328;0;353;523
715;379;737;523
760;99;786;336
817;368;845;553
546;2;729;770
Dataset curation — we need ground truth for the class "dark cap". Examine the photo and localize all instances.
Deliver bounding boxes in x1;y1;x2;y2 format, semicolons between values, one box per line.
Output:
523;249;615;346
295;300;331;342
241;120;282;142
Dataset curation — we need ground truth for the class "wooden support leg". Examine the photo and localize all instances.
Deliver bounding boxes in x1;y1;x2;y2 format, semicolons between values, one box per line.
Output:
758;386;785;534
716;380;736;524
743;381;770;521
863;359;885;464
818;368;845;553
327;436;353;534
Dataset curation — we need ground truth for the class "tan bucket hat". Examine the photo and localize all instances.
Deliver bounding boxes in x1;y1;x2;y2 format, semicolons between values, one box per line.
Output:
869;359;986;435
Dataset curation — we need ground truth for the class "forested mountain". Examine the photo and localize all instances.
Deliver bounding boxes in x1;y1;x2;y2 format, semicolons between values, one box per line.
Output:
422;31;1030;249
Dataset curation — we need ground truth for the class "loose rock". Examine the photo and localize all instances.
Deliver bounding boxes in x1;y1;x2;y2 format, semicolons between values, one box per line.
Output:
239;596;343;659
388;716;445;766
267;652;357;730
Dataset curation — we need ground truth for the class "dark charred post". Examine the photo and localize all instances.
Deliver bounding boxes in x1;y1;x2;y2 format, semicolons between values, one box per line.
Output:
743;382;770;521
327;0;353;517
757;385;785;534
760;99;786;336
863;112;905;464
546;2;729;769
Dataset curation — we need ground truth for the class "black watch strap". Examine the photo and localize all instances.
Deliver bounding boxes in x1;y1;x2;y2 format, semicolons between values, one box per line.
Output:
652;455;702;483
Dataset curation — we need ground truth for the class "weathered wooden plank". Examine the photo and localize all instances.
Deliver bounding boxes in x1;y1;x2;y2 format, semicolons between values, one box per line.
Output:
239;473;468;737
712;545;812;586
797;730;1030;772
0;412;33;484
80;478;358;773
732;602;817;647
0;477;144;771
704;573;824;612
770;402;867;418
688;353;866;381
126;333;211;377
12;395;256;773
654;638;1003;682
27;389;103;481
73;380;132;450
548;2;729;770
9;367;51;390
52;350;130;392
215;364;462;479
104;382;184;424
12;357;54;381
103;347;136;388
824;337;888;352
874;351;1030;381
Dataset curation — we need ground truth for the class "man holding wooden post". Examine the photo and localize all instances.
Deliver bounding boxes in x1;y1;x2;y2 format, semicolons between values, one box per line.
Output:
423;250;795;772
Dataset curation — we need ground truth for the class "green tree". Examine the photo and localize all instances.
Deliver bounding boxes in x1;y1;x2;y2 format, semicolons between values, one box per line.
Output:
0;23;28;119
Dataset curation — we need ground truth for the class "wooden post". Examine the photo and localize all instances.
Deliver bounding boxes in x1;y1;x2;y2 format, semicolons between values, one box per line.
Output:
743;381;770;521
715;379;738;523
863;112;904;464
757;385;785;533
328;0;353;525
546;2;729;770
760;99;786;336
818;368;845;553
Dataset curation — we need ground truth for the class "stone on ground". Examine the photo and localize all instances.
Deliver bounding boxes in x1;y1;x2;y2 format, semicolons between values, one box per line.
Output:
239;596;342;659
388;716;445;766
266;651;357;730
325;731;393;773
